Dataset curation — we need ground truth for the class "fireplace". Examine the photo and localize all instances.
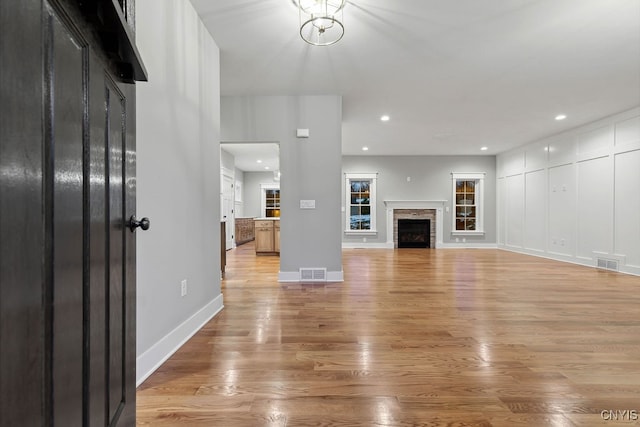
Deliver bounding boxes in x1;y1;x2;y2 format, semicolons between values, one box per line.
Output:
398;219;431;248
384;200;445;249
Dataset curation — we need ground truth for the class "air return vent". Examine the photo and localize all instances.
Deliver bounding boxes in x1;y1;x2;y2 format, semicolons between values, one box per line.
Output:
596;258;619;272
299;268;327;282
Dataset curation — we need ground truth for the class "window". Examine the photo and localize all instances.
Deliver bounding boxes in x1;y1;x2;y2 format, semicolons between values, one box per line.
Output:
451;173;485;235
260;184;280;218
345;173;377;233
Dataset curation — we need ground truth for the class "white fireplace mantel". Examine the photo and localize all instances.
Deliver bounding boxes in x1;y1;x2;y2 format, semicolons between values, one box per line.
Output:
383;200;447;248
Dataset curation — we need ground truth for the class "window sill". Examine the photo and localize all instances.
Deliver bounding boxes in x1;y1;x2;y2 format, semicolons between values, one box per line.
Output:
344;230;378;236
451;231;485;236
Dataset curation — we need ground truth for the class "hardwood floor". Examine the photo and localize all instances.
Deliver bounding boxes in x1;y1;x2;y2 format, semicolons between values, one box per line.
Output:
137;243;640;426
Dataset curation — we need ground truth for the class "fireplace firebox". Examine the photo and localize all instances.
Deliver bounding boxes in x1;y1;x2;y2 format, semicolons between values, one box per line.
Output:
397;219;430;248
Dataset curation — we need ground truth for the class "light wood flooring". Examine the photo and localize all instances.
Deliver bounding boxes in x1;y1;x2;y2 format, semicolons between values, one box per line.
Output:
137;243;640;426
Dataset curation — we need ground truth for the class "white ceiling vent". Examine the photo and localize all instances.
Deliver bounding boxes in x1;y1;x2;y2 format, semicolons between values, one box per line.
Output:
596;257;619;272
299;268;327;282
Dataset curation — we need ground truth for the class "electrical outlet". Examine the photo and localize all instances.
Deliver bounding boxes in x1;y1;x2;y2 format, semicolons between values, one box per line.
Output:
363;237;367;243
462;238;466;243
181;279;187;297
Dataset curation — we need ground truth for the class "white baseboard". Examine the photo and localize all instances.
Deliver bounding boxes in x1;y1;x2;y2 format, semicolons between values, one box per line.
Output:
277;271;300;282
136;293;224;387
498;245;640;277
439;243;498;249
327;270;344;281
620;265;640;276
278;270;344;282
342;242;497;249
342;242;393;249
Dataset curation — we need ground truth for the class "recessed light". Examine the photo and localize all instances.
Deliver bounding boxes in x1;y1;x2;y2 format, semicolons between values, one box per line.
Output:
480;146;488;151
380;115;390;122
555;114;567;121
362;146;369;151
264;166;270;170
256;159;263;163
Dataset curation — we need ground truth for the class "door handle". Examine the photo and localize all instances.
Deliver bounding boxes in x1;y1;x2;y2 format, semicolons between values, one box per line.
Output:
129;215;150;232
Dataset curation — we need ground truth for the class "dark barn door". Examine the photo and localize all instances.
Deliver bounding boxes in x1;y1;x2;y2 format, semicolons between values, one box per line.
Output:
0;0;146;425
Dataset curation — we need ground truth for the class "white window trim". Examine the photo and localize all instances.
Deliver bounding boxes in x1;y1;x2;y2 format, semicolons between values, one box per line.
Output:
344;173;378;234
451;172;485;235
260;183;280;218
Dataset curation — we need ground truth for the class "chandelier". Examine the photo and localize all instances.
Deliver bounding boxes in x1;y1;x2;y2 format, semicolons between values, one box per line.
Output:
297;0;346;46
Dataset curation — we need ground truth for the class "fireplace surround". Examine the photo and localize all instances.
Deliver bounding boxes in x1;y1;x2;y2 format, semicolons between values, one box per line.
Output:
384;200;446;248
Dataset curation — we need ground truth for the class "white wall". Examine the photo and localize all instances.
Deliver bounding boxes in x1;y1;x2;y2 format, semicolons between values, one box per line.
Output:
220;148;235;173
342;155;497;247
136;0;222;385
234;168;244;218
243;171;279;218
222;96;343;281
497;107;640;275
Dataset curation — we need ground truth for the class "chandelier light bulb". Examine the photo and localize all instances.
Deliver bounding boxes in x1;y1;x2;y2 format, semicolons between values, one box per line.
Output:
298;0;346;46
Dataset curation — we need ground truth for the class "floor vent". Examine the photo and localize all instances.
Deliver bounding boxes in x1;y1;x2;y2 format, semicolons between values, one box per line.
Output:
299;268;327;282
596;258;619;271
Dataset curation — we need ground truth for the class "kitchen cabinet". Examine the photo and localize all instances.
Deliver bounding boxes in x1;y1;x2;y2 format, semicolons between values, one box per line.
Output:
235;217;255;245
255;219;279;255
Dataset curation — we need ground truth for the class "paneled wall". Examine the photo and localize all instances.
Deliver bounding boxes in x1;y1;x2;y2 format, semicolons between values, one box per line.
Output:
497;107;640;275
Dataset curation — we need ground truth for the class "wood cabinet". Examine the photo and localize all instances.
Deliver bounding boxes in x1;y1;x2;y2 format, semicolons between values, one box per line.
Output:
255;219;279;255
235;217;255;245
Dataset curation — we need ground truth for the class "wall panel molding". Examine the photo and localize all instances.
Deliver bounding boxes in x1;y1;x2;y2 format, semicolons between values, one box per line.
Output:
497;107;640;276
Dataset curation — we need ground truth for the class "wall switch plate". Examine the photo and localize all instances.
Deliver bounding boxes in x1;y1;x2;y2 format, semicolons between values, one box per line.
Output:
181;279;187;297
300;199;316;209
296;128;309;138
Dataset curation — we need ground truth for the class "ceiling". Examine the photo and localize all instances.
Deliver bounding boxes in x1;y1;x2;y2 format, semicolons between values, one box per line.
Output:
221;142;280;172
193;0;640;157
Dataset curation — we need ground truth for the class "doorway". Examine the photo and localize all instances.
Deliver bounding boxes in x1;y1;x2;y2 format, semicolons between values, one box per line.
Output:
219;142;280;264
